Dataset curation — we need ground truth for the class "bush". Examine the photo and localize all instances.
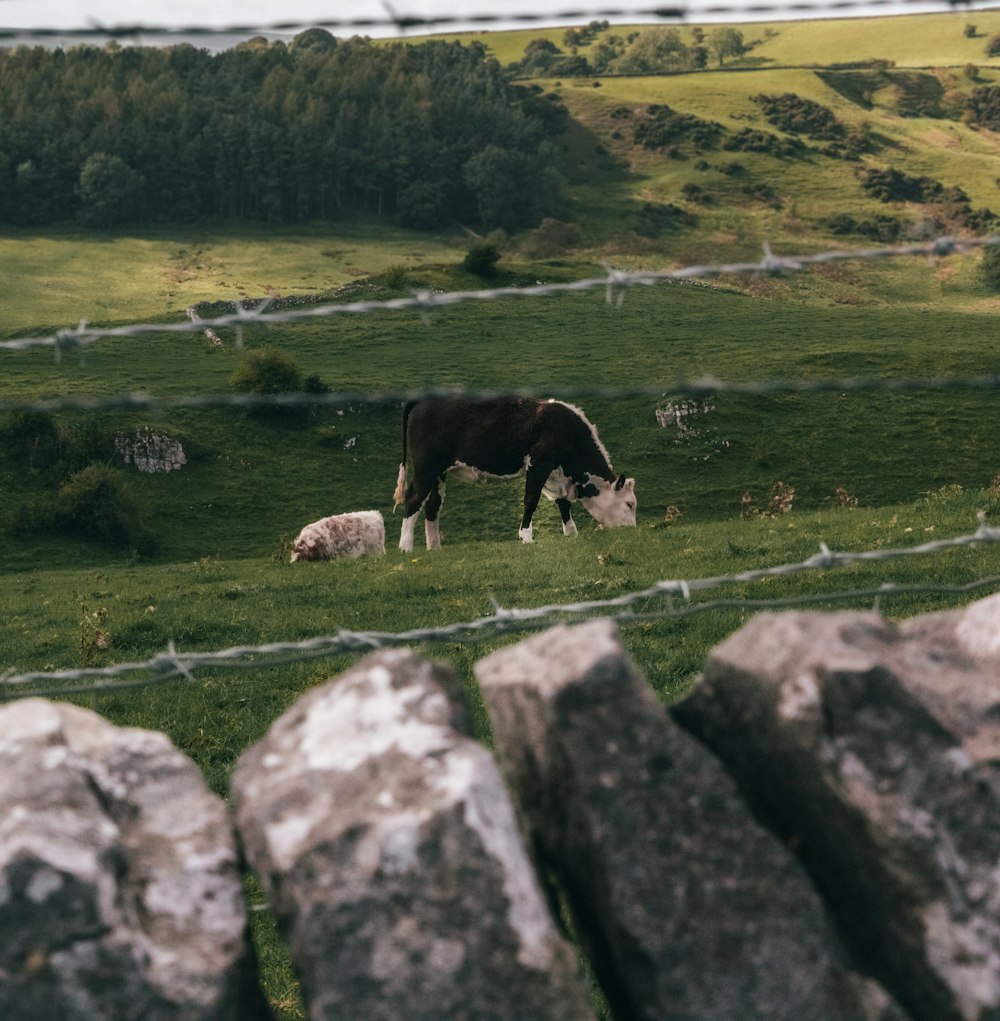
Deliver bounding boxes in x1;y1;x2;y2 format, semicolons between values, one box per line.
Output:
856;165;951;203
723;129;804;157
462;242;502;278
0;410;61;473
54;464;154;552
633;105;723;152
680;182;710;204
980;244;1000;291
964;85;1000;130
521;218;581;258
230;347;306;418
634;202;697;237
230;347;302;395
752;93;844;140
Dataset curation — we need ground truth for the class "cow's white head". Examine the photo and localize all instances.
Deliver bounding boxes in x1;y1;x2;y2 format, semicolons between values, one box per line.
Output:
580;474;637;528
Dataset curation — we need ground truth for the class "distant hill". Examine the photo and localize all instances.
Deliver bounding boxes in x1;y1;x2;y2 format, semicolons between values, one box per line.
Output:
424;11;1000;291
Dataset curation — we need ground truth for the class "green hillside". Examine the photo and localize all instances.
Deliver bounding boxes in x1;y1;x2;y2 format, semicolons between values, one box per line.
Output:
425;11;1000;289
5;15;1000;1019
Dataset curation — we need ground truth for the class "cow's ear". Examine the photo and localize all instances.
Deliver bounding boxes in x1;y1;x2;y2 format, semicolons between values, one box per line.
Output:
615;473;627;491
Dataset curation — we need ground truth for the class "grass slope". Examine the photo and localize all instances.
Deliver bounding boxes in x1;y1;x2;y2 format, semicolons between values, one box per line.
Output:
4;14;1000;1018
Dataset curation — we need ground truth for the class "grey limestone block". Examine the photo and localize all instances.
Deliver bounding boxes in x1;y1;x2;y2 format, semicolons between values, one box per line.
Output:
673;592;1000;1021
230;648;594;1021
0;698;269;1021
475;618;905;1021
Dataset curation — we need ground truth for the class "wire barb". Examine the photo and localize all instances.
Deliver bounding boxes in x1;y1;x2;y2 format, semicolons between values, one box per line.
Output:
3;526;996;700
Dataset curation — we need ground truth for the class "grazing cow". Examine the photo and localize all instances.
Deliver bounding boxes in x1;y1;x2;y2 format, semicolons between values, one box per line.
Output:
392;397;636;551
291;511;385;562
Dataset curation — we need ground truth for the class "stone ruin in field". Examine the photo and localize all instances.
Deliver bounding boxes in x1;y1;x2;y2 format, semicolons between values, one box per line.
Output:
3;591;1000;1019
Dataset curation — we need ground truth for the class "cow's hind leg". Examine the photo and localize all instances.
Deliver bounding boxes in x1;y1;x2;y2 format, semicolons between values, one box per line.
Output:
519;462;554;543
556;498;578;537
423;478;444;550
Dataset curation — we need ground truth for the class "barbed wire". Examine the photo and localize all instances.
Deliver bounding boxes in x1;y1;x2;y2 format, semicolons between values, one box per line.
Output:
0;0;994;45
3;522;997;700
0;233;991;357
1;231;997;416
5;371;1000;417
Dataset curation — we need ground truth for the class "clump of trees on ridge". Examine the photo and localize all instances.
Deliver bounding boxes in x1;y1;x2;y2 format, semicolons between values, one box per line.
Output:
0;31;565;229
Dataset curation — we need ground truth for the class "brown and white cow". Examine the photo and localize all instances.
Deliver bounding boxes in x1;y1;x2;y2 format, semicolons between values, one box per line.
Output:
392;397;636;551
290;511;386;562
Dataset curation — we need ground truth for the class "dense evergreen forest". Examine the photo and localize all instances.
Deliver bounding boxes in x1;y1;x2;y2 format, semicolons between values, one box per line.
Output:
0;30;566;228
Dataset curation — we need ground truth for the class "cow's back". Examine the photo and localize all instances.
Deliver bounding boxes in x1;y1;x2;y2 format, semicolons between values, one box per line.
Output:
407;397;540;477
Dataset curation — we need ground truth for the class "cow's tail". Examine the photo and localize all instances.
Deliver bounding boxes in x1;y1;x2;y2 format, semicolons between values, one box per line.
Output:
392;401;417;513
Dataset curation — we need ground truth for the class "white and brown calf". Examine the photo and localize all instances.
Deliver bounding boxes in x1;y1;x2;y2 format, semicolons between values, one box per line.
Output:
290;511;386;562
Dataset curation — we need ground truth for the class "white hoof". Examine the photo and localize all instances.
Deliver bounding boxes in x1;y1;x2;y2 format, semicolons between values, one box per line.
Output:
518;526;533;543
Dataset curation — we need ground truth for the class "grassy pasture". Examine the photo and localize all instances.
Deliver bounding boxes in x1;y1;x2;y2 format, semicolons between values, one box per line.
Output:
4;13;1000;1016
5;276;1000;573
0;220;467;334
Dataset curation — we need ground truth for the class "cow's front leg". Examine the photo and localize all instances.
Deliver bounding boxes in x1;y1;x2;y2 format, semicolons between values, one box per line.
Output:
519;464;551;543
556;498;578;537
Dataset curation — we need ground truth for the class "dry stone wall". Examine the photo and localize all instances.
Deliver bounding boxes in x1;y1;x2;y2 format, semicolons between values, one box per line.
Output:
3;591;999;1020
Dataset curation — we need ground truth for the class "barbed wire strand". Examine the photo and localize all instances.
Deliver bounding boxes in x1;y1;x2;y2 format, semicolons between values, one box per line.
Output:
6;371;1000;417
3;522;997;699
0;0;994;43
0;233;991;357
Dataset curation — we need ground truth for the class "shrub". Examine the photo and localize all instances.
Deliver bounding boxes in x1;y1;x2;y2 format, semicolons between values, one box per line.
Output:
980;244;1000;291
462;242;502;278
230;347;303;396
752;93;844;140
741;182;783;209
964;85;1000;130
230;347;306;419
680;182;710;203
54;464;154;552
634;202;697;237
0;409;61;473
823;212;904;242
633;105;723;152
856;166;952;203
987;33;1000;57
521;218;581;258
723;129;804;157
380;265;410;291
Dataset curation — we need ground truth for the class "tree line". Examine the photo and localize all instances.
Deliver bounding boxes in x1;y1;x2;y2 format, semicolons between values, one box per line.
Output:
0;31;565;229
508;24;751;78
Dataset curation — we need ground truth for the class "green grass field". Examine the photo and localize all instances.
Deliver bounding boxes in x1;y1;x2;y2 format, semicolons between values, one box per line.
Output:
4;11;1000;1017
